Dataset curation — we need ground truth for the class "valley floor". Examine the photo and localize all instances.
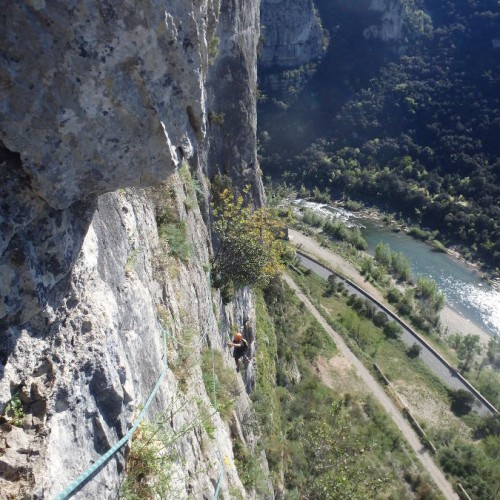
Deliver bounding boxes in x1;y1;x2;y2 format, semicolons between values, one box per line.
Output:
283;273;458;499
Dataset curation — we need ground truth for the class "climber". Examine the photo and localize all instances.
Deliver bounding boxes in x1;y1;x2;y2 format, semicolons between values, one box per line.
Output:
227;332;249;372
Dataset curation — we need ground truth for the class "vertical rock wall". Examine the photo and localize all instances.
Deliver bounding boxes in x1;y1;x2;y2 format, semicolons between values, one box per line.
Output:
0;0;269;498
259;0;327;68
0;186;251;498
1;0;217;327
207;0;265;203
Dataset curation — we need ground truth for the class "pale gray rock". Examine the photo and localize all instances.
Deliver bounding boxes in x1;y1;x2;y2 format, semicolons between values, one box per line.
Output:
260;0;327;68
363;0;405;41
0;445;27;481
1;189;264;498
0;0;270;497
0;0;218;325
0;1;212;208
207;0;265;204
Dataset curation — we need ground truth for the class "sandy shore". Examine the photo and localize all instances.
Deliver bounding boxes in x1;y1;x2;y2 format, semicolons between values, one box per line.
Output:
289;228;493;349
440;306;491;347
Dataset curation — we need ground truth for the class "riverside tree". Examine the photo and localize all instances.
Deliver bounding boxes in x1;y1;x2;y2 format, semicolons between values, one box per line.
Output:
211;183;288;300
456;334;482;373
414;276;445;328
374;242;412;282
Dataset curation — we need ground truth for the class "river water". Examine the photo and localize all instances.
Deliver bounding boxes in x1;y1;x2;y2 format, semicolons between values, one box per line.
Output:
294;200;500;337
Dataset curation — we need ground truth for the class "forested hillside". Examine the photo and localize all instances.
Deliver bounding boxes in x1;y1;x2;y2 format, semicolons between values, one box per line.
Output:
259;0;500;270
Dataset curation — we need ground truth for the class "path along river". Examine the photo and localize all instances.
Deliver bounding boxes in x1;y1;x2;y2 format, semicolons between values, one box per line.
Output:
295;200;500;339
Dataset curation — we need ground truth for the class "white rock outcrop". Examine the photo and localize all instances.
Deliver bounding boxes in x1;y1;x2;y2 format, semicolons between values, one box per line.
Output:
363;0;405;41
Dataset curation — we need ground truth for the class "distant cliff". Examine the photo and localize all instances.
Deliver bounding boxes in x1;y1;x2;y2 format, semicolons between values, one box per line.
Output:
363;0;404;41
0;1;270;498
260;0;327;68
258;0;404;82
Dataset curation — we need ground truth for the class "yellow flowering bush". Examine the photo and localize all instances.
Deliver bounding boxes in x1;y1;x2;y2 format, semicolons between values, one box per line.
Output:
211;183;289;299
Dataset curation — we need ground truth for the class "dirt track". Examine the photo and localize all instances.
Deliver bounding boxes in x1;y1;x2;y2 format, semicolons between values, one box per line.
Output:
284;273;458;499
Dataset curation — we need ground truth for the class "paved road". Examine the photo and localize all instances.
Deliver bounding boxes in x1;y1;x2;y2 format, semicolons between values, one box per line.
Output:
293;246;495;416
284;274;459;499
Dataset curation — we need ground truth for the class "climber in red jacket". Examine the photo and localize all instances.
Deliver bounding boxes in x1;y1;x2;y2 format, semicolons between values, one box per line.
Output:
227;332;250;372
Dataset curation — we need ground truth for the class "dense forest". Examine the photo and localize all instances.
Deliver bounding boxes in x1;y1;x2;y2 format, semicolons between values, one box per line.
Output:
258;0;500;271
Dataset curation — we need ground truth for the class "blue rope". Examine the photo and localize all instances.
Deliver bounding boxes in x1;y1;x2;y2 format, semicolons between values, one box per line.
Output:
212;468;224;500
53;324;168;500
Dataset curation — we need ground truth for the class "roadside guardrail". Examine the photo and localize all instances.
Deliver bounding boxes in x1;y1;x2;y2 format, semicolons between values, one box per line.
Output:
296;250;499;415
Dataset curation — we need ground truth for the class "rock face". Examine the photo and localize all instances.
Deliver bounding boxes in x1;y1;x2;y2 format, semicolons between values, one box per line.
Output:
1;0;214;326
363;0;404;41
1;1;207;209
259;0;327;68
207;0;265;202
1;188;255;498
0;0;269;498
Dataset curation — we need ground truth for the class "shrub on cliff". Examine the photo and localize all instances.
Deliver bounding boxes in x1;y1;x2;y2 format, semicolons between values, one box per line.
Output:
210;180;289;299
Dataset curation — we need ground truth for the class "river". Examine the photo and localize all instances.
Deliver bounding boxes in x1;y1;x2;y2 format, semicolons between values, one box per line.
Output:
294;200;500;338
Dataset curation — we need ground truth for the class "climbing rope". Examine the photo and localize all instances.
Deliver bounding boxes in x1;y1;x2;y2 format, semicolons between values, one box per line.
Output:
211;346;225;500
55;278;227;499
53;323;168;500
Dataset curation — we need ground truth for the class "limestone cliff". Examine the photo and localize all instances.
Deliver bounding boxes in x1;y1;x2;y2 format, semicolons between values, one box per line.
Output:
363;0;404;41
207;0;264;200
259;0;327;68
0;1;270;498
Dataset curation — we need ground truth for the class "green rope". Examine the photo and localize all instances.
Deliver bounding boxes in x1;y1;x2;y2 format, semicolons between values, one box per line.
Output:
209;272;225;500
212;467;224;500
55;269;226;500
53;324;168;500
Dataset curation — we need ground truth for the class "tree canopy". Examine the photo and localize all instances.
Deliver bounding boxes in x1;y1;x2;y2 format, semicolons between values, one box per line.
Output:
259;0;500;271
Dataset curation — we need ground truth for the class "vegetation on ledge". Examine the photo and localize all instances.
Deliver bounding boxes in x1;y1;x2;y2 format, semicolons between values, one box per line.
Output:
210;175;290;301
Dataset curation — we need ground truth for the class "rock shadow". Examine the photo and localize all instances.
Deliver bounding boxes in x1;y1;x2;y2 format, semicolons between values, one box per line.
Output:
0;144;96;371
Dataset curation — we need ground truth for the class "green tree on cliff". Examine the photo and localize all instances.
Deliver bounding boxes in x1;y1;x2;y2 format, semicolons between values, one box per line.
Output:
211;182;288;300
